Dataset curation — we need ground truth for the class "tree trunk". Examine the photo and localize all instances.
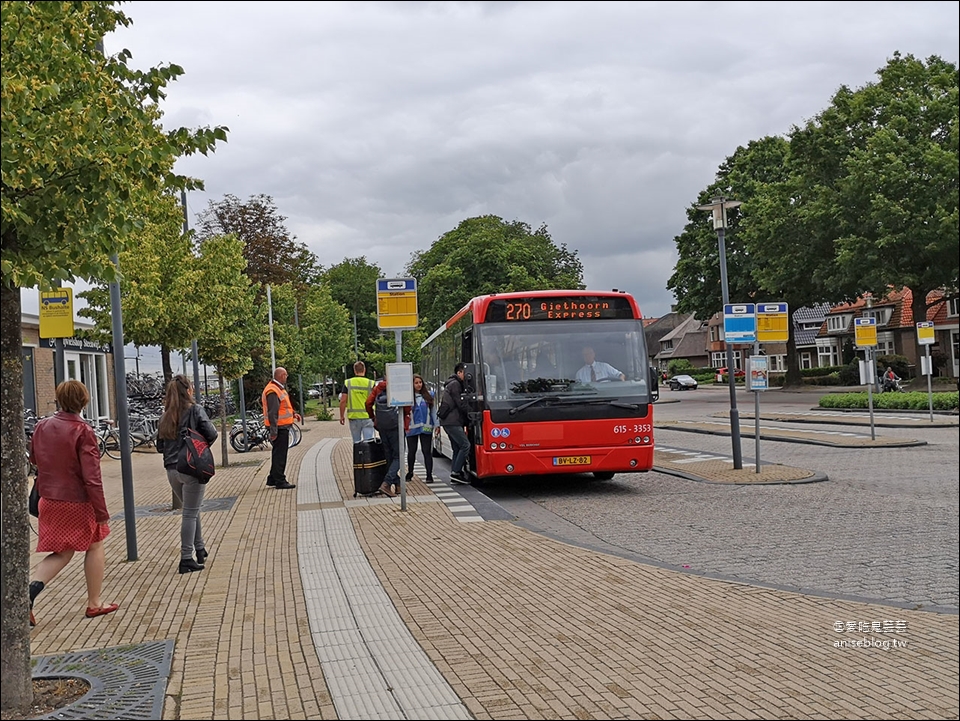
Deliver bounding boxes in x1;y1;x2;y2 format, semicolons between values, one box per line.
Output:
0;283;34;712
160;344;173;385
783;323;803;387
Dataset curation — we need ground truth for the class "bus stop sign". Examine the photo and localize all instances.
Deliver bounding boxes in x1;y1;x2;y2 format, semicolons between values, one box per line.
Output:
916;321;935;345
756;303;789;343
377;278;418;330
723;304;756;343
854;317;877;347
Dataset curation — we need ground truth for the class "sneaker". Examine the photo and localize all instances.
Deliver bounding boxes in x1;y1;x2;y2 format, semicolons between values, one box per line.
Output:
405;471;414;481
379;482;397;498
450;472;470;484
274;481;296;490
425;477;435;484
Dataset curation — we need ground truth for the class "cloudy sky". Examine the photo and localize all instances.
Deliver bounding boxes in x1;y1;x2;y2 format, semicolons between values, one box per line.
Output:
21;1;959;361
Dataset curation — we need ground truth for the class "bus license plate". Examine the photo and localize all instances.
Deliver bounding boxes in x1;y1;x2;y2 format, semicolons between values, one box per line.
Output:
553;456;591;467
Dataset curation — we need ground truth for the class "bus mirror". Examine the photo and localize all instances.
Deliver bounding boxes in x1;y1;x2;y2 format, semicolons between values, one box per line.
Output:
649;367;660;402
463;363;478;393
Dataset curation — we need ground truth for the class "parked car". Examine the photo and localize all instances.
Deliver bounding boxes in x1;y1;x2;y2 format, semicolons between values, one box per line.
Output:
668;374;698;391
715;367;746;382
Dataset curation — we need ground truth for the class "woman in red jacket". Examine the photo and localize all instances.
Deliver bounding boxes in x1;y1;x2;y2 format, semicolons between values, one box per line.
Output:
28;380;117;626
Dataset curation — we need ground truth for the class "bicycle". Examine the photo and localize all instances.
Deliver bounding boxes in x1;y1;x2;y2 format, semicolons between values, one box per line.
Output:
100;415;159;459
230;414;301;452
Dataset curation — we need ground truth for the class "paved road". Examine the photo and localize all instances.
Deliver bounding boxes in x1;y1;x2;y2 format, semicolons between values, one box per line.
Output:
473;388;959;612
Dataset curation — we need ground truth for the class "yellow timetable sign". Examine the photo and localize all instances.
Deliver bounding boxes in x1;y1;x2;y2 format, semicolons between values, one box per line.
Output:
854;317;877;347
39;288;74;338
756;302;789;343
377;278;418;330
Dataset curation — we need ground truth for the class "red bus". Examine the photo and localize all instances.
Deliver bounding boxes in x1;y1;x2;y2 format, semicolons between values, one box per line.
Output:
420;290;659;482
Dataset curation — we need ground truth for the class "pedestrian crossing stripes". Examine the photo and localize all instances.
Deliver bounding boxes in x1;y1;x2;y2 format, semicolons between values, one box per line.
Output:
657;446;755;467
411;458;484;522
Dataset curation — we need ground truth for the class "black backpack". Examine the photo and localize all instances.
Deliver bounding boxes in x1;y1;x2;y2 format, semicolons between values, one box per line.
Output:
374;391;399;432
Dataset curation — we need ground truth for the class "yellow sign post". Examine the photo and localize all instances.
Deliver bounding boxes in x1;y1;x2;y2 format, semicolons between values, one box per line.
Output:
916;321;935;346
39;288;75;339
854;317;877;347
376;278;418;330
756;302;789;343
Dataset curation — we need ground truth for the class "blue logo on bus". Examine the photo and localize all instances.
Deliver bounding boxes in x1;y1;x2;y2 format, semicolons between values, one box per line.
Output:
500;428;510;438
491;428;501;438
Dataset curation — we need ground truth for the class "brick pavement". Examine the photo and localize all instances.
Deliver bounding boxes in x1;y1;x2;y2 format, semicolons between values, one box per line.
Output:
27;417;959;719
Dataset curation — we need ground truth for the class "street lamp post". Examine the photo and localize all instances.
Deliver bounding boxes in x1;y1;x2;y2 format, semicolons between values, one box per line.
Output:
697;196;744;470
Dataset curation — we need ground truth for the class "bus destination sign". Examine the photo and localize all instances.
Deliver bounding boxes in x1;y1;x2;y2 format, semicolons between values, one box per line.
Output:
485;296;635;323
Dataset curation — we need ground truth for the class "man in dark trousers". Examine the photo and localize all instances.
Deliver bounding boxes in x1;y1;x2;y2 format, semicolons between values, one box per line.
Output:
365;377;411;497
261;367;301;489
438;362;472;484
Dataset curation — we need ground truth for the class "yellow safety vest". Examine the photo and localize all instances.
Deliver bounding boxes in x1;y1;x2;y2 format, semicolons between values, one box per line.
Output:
344;376;375;419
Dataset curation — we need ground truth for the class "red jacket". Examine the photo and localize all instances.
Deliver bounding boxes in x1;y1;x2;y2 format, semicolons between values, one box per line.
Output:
364;380;411;433
30;412;109;523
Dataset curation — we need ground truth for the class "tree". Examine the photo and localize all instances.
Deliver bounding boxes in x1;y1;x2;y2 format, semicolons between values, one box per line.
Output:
323;257;383;360
299;284;353;398
195;194;317;291
1;2;226;710
77;193;201;382
793;53;959;356
193;234;264;464
406;215;584;333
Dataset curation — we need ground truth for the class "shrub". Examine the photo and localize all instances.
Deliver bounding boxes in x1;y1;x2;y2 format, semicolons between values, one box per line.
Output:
667;358;695;375
877;354;911;380
315;406;335;421
819;391;958;411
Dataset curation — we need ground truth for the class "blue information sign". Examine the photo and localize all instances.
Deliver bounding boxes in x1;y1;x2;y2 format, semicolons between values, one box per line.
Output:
723;304;757;343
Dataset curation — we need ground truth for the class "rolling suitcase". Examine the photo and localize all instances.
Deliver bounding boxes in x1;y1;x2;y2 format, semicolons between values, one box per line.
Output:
353;439;386;496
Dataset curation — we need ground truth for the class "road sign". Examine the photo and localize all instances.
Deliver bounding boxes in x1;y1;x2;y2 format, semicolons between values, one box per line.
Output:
756;302;789;343
916;321;935;346
39;288;74;339
377;278;418;330
722;303;756;343
854;317;877;347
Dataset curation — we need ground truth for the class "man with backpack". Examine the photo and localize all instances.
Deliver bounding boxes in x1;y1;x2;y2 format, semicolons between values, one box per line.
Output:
365;378;411;497
438;362;472;484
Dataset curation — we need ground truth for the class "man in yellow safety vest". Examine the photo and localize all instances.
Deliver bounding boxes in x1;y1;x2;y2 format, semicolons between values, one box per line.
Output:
339;360;376;444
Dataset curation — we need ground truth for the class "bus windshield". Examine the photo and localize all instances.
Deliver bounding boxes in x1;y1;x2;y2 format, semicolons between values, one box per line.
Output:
476;320;651;403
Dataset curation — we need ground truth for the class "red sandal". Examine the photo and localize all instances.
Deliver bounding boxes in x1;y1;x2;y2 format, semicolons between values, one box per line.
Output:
84;603;119;618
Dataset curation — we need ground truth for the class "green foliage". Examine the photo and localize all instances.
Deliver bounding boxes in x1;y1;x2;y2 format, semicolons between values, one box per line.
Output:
195;194;316;290
322;257;382;358
193;235;264;380
801;365;844;377
667;358;695;375
876;354;911;379
300;283;353;383
1;1;228;291
406;215;584;333
818;391;959;411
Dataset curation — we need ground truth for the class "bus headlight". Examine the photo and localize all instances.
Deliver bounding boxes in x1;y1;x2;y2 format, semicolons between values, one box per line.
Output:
490;442;497;449
499;442;506;449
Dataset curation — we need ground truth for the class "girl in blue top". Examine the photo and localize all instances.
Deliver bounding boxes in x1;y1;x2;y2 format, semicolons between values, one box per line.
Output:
405;374;437;483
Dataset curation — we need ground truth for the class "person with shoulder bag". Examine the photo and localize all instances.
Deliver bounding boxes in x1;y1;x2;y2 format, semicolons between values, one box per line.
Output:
405;374;437;483
28;381;117;627
157;375;218;574
365;377;411;497
439;362;472;484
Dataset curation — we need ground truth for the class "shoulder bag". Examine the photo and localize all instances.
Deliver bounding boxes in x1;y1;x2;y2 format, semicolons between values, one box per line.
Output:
177;406;216;483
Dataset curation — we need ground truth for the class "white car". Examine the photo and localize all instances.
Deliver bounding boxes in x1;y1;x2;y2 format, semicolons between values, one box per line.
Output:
668;374;698;391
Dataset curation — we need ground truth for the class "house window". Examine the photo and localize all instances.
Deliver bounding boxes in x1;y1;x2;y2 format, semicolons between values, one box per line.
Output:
767;355;785;371
876;332;895;357
800;352;812;370
817;338;841;367
949;298;959;317
709;326;721;342
661;339;673;350
862;308;892;325
827;315;848;332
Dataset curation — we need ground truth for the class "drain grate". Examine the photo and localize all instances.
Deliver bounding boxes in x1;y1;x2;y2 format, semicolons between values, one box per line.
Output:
114;495;238;520
32;639;173;720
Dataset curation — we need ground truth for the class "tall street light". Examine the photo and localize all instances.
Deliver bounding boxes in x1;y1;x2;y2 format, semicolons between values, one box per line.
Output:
697;196;744;470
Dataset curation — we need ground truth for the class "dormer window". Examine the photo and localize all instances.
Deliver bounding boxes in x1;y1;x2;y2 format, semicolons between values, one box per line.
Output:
827;315;850;332
862;308;893;326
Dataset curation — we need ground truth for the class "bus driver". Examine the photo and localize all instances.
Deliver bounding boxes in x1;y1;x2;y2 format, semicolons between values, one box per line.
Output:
575;346;625;383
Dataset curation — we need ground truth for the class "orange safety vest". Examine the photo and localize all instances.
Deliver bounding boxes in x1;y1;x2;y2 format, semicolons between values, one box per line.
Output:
261;381;295;428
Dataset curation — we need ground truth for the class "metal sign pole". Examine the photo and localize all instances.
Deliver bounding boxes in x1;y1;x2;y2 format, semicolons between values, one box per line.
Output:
866;349;876;441
395;330;406;511
925;345;934;422
753;341;761;473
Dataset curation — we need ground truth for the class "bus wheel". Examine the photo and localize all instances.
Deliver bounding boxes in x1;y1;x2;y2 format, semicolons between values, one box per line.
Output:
593;471;615;480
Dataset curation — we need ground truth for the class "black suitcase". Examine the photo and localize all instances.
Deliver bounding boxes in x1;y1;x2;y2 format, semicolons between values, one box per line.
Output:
353;439;386;496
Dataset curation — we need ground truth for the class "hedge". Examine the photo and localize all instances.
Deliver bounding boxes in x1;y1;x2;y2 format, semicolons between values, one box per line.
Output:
818;391;959;411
